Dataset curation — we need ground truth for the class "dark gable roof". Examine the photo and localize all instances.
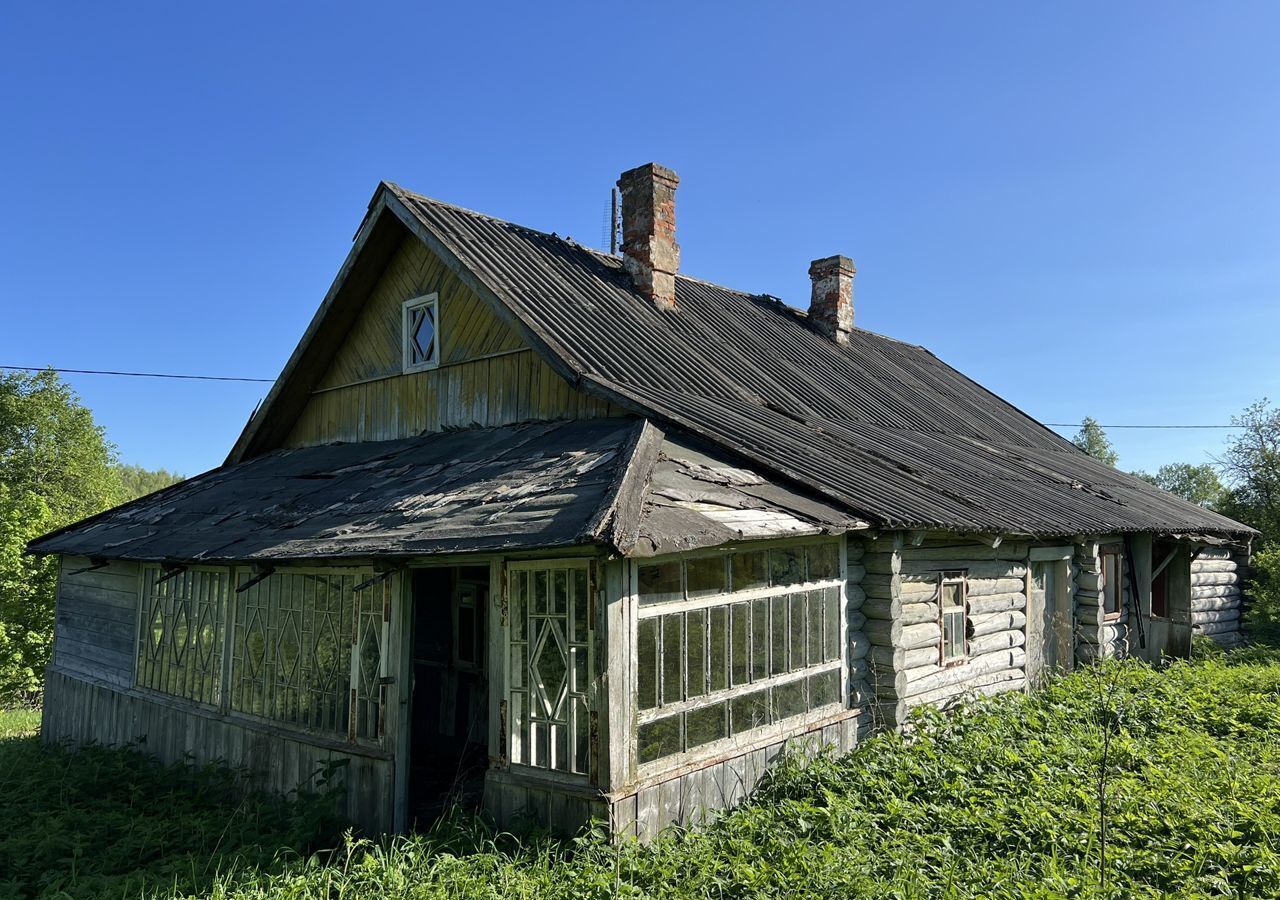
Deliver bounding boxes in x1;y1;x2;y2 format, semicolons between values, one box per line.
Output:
383;184;1251;538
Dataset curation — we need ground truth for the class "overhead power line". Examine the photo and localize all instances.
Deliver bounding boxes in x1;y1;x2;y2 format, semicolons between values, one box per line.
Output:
1044;422;1240;430
0;366;1246;428
1;365;273;384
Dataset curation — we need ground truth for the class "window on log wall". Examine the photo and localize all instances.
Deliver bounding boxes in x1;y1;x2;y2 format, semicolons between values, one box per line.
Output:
634;541;845;768
939;571;968;665
136;566;389;743
1101;545;1124;620
507;560;593;775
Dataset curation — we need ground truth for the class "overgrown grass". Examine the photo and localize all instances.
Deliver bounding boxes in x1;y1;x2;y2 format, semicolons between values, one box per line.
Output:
5;642;1280;898
0;711;342;899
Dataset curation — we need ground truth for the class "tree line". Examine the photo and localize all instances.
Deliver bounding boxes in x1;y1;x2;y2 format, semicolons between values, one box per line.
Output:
2;369;1279;706
1072;405;1280;629
1;369;182;706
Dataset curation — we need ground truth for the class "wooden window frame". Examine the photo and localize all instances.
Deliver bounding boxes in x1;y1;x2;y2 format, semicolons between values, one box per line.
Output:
1100;544;1123;622
401;293;440;374
632;537;848;772
938;570;968;667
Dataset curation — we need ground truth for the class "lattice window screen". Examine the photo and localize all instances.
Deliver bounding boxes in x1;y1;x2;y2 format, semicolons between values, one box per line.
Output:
137;567;230;706
508;562;591;775
230;570;386;741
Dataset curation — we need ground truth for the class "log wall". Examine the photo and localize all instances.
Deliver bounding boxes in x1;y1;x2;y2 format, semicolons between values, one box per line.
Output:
1190;548;1245;646
1072;540;1133;661
41;668;395;832
865;535;1029;727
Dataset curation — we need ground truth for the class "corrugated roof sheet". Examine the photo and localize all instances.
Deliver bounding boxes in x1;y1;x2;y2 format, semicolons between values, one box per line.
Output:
391;186;1252;538
30;420;637;561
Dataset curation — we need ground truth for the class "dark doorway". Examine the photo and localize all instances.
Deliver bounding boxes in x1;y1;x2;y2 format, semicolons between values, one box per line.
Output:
408;566;490;826
1152;540;1174;619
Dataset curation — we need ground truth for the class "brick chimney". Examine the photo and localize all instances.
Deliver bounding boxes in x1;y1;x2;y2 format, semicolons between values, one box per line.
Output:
617;163;680;311
807;255;855;344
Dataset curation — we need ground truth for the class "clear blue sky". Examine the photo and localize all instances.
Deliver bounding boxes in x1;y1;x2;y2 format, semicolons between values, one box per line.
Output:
2;2;1277;477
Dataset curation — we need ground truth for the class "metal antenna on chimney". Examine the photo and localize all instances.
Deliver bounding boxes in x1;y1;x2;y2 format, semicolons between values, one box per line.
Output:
610;187;620;255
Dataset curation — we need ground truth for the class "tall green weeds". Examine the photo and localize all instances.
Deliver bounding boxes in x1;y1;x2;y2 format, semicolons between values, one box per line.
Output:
4;646;1280;898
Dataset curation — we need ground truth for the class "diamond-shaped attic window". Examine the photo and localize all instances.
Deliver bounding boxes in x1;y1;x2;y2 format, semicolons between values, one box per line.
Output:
403;294;439;372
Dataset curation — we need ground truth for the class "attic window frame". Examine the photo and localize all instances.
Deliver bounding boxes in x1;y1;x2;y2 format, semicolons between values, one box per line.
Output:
402;293;440;374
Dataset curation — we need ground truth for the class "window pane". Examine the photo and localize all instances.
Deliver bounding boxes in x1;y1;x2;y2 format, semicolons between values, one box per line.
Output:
809;668;841;709
942;610;965;661
807;590;824;665
639;561;682;605
686;702;727;749
770;595;788;675
807;543;841;581
552;569;568;616
686;556;727;598
825;586;841;661
511;571;527;641
730;602;750;686
572;567;589;642
510;690;526;764
533;570;549;615
770;548;805;587
510;642;526;689
638;714;683;764
571;645;589;694
789;592;807;671
942;581;964;609
686;609;707;699
708;606;729;692
661;613;684;705
731;551;768;592
573;696;589;774
730;688;771;735
774;678;807;720
637;617;658;710
751;597;770;681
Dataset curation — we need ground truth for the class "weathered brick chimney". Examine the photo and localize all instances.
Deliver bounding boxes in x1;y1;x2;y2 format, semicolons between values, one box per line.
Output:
807;255;855;344
617;163;680;311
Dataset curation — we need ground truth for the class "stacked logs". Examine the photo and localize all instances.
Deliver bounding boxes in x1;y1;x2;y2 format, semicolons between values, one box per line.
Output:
864;535;1027;728
846;539;873;726
1190;548;1244;646
1073;541;1129;661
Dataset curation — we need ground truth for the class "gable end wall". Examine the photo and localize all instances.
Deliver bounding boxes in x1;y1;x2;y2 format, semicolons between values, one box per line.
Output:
282;235;627;449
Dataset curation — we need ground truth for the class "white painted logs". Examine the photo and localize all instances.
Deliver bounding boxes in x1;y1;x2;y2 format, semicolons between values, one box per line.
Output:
1190;552;1244;643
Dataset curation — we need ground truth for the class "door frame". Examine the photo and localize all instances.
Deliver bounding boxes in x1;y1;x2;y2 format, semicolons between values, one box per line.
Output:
392;558;503;833
1028;547;1075;684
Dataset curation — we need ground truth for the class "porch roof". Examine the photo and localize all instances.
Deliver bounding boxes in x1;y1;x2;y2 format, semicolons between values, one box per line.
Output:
29;418;864;564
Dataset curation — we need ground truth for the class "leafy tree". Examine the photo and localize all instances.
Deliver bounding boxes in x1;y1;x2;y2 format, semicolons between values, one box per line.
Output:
114;463;183;501
1215;398;1280;540
1132;463;1225;508
1073;416;1119;467
0;369;123;705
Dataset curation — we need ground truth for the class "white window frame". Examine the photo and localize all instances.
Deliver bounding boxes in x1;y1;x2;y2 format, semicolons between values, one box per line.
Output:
503;558;595;780
402;293;440;373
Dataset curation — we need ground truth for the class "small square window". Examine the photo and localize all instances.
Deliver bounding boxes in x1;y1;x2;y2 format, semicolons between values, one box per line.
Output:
402;294;440;372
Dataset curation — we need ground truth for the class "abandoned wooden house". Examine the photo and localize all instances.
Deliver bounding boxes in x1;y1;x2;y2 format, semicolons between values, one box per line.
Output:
30;163;1255;838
